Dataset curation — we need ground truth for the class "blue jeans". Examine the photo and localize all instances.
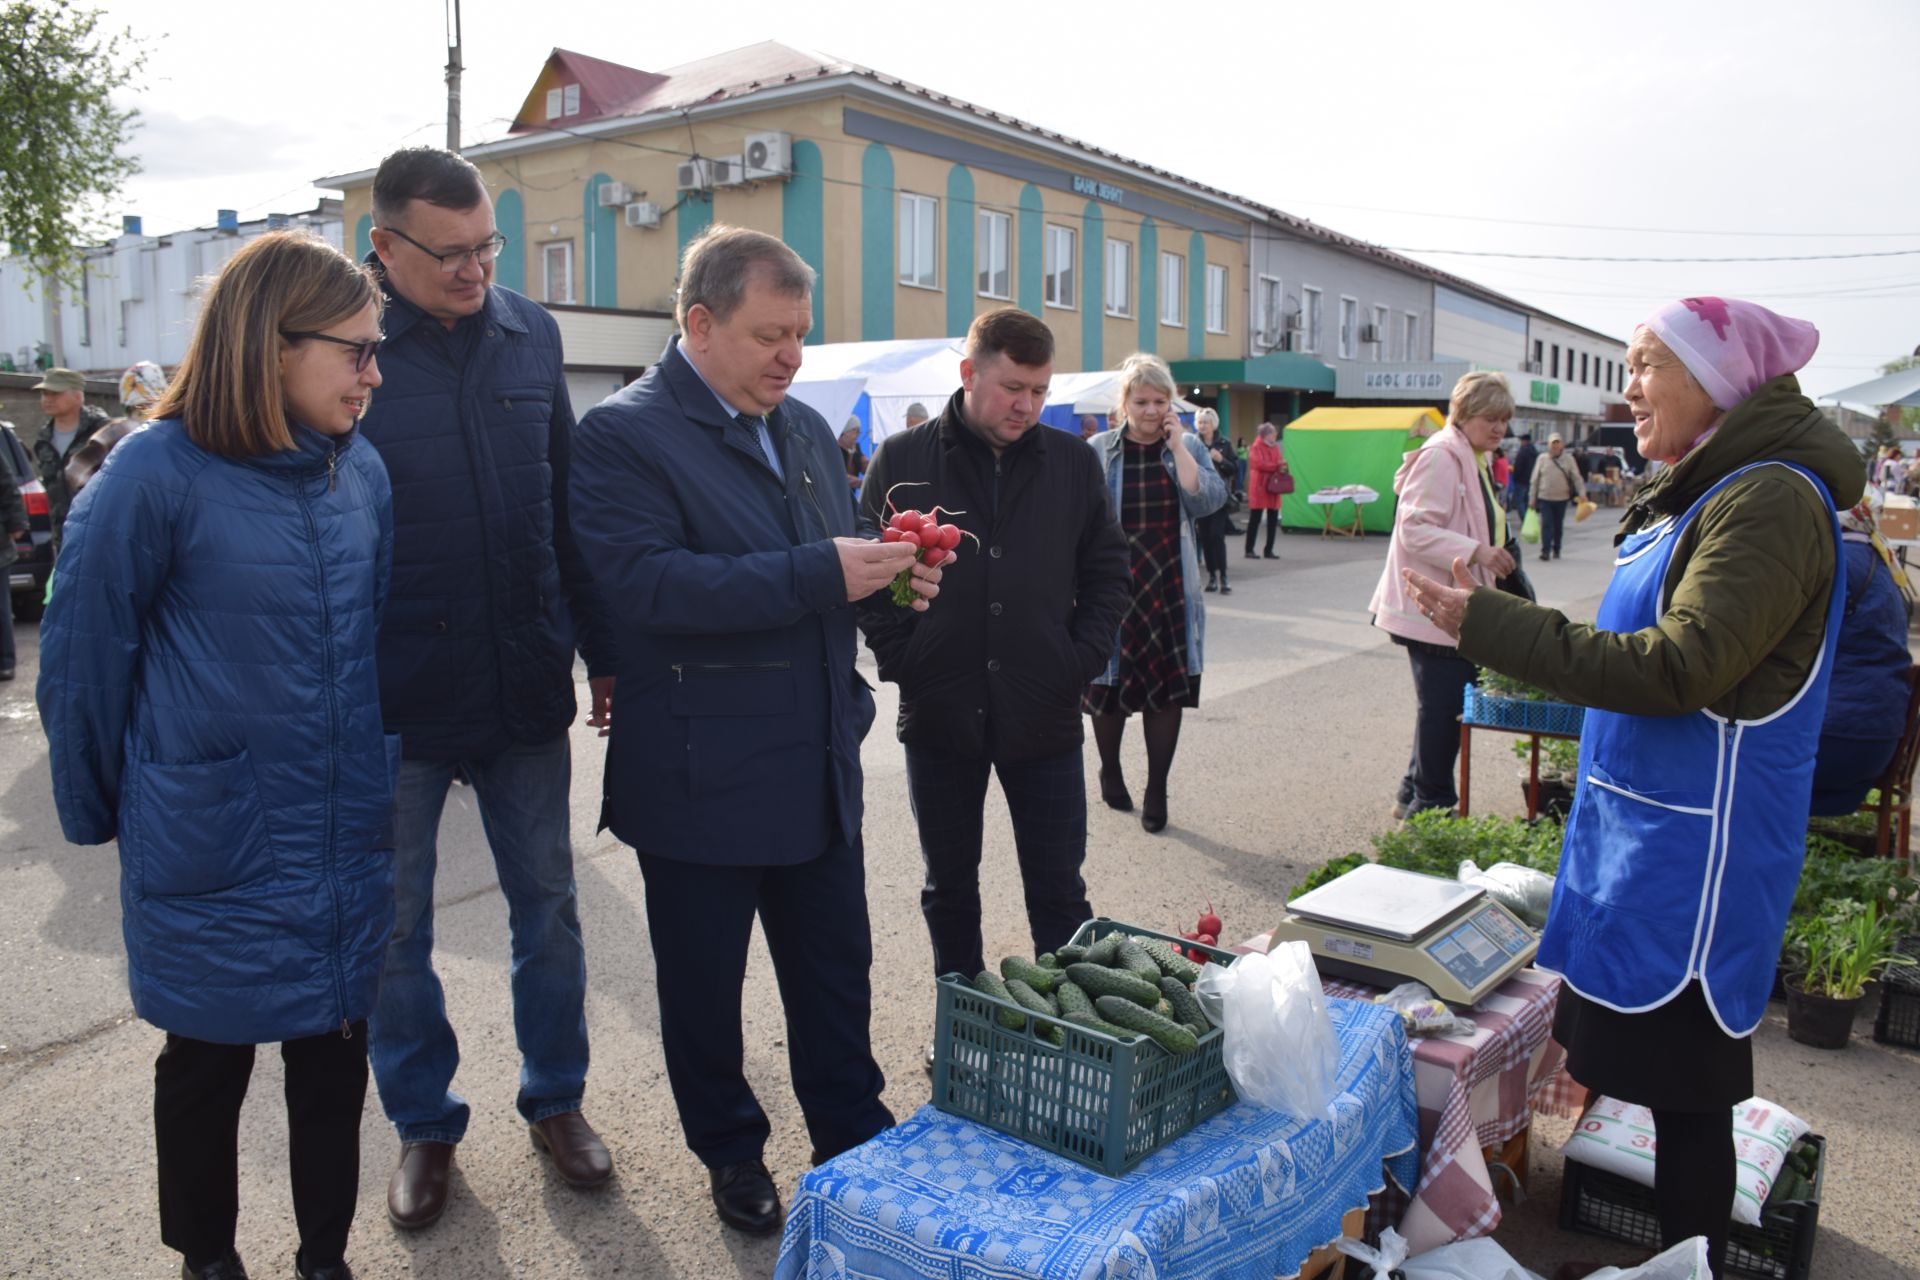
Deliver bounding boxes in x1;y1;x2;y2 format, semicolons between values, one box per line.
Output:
368;733;588;1143
904;745;1092;979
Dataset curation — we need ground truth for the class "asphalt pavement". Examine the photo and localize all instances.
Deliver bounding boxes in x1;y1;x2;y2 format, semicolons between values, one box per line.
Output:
2;513;1915;1278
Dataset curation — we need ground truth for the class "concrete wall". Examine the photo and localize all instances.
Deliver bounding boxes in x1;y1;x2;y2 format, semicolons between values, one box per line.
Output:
1248;230;1432;369
1527;313;1627;401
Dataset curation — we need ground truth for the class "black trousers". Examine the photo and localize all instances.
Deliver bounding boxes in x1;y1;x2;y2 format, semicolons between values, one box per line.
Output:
1537;497;1570;556
1243;508;1279;555
905;744;1092;979
1394;638;1477;815
636;838;894;1167
1197;509;1230;577
154;1022;369;1269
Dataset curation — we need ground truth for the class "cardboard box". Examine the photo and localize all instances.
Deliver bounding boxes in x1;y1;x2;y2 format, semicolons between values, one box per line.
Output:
1882;494;1918;541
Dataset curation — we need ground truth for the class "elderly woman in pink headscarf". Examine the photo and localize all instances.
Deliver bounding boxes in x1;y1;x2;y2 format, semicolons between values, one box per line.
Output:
1404;298;1863;1267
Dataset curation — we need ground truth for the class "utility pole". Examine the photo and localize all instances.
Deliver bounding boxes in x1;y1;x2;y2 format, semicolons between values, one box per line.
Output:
444;0;463;152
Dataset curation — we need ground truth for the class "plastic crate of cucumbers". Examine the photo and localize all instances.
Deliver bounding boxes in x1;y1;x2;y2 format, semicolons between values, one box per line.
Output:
930;917;1236;1176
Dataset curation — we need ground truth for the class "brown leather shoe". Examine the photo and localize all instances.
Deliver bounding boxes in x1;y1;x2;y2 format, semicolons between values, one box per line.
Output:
529;1111;614;1188
386;1141;454;1230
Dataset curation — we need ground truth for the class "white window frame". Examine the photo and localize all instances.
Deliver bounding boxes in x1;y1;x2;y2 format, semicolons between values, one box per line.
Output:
1159;251;1184;327
1044;223;1076;310
1403;311;1420;361
564;83;580;116
976;210;1010;300
542;241;574;305
1337;295;1359;360
1105;238;1133;317
1301;285;1323;354
1256;274;1283;347
1204;263;1228;334
1371;304;1390;359
898;193;938;290
546;88;563;120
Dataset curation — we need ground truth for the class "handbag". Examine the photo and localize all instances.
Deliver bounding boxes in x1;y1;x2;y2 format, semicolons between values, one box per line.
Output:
1495;536;1536;602
1520;507;1541;544
1263;470;1284;496
1272;470;1296;496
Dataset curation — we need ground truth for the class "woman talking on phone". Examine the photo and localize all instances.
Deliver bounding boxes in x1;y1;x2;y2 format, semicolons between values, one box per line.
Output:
1084;353;1226;832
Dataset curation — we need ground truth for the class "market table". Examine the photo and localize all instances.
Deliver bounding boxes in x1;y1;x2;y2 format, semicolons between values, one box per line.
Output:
1238;937;1582;1254
1307;485;1379;537
772;998;1419;1280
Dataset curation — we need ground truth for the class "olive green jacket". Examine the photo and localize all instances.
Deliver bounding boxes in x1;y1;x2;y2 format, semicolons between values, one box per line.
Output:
1459;376;1866;721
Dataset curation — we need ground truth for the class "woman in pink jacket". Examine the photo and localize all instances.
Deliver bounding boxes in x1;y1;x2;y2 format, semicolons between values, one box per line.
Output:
1368;371;1517;817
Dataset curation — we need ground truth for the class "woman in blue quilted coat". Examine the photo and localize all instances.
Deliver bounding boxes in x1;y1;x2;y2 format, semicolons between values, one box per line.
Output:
37;232;397;1280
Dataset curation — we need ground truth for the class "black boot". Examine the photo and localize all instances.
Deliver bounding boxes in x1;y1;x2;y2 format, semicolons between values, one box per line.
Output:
1098;768;1134;812
1219;571;1232;595
182;1254;248;1280
1204;572;1218;593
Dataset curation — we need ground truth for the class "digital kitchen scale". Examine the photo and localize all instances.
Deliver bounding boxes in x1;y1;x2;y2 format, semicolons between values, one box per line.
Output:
1272;864;1538;1006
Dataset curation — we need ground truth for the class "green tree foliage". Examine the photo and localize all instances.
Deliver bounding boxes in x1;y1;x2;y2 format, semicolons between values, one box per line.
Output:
0;1;146;283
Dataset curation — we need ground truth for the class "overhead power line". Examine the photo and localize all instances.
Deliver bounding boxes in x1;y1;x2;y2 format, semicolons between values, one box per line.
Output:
1387;247;1920;264
1286;201;1920;239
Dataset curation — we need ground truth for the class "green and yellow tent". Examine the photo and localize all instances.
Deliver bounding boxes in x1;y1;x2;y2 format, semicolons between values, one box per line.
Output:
1279;406;1444;534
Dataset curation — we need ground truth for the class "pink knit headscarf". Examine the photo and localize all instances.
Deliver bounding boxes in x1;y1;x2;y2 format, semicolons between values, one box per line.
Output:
1638;297;1819;410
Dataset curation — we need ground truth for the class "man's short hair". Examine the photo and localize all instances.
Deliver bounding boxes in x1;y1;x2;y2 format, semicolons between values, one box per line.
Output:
677;224;814;328
965;307;1054;368
904;402;929;423
371;147;488;226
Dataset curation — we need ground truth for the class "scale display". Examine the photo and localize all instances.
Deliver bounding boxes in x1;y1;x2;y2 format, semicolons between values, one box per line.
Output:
1274;864;1539;1006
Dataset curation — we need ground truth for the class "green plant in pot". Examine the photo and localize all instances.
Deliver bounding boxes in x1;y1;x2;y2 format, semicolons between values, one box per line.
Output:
1783;901;1917;1049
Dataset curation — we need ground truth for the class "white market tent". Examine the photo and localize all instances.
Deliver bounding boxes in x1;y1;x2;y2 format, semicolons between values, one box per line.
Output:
1817;364;1920;410
789;338;967;444
1042;370;1200;417
783;375;868;435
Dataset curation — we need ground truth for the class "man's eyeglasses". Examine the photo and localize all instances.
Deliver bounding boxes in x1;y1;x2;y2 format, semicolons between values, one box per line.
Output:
282;331;384;372
381;226;509;275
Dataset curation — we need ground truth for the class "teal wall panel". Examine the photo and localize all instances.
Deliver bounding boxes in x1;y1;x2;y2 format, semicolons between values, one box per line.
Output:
581;174;618;307
492;189;525;296
783;139;826;343
1188;231;1206;359
1081;202;1103;371
861;144;895;340
675;191;713;265
1137;217;1158;354
1017;185;1043;315
945;166;975;337
354;214;372;263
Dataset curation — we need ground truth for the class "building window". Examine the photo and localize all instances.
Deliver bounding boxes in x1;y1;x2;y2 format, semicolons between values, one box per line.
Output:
1105;239;1132;316
1550;344;1560;378
899;194;938;289
1532;338;1544;371
542;241;573;304
1607;358;1616;391
976;210;1010;299
1256;275;1283;346
1337;296;1358;360
1159;252;1184;326
1403;311;1419;360
1371;303;1389;359
546;83;580;120
1301;286;1323;354
1044;224;1076;309
1204;263;1228;334
1581;351;1590;384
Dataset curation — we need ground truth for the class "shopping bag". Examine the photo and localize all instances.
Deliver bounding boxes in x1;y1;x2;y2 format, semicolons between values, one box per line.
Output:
1575;498;1598;522
1194;942;1339;1121
1520;507;1541;544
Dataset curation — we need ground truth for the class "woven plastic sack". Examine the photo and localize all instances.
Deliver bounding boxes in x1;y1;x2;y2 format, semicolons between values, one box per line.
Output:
1458;859;1555;929
1562;1095;1809;1227
1195;942;1338;1122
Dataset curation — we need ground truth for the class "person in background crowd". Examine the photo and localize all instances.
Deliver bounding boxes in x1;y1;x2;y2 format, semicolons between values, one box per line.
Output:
1490;442;1510;491
356;146;619;1231
858;308;1128;1055
1084;353;1227;833
1506;430;1538;520
1530;432;1587;561
30;367;110;554
904;401;930;433
1874;444;1903;490
0;436;24;680
1369;370;1514;819
1405;297;1858;1270
1194;409;1235;593
37;231;395;1280
1242;422;1285;559
1810;490;1912;817
570;225;936;1237
119;360;168;420
840;416;866;509
1078;413;1101;442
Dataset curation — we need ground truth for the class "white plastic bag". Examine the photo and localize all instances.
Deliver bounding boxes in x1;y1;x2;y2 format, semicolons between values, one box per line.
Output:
1458;858;1556;928
1335;1226;1411;1279
1194;942;1339;1122
1362;1232;1543;1280
1375;980;1477;1037
1581;1237;1713;1279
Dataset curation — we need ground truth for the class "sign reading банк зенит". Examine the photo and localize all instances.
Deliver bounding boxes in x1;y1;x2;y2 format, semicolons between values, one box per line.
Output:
1072;176;1126;204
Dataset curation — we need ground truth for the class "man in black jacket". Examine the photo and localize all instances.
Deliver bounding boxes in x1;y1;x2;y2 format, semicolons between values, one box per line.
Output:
1507;431;1538;520
858;309;1129;990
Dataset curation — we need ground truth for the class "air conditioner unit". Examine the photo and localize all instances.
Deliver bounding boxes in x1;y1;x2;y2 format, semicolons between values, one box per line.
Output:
624;201;662;229
596;181;633;208
743;130;793;180
1278;331;1300;352
1522;360;1543;374
711;155;745;187
1359;324;1381;344
676;159;714;192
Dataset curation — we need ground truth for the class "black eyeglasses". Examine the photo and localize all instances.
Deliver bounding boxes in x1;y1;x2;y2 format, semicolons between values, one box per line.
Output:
282;330;384;372
381;226;508;274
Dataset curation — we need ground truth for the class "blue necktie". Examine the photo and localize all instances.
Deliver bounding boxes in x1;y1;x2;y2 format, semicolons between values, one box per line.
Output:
737;412;780;476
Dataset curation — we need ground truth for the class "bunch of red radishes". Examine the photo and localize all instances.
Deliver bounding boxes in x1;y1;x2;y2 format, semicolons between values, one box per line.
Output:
877;485;976;607
1177;901;1224;962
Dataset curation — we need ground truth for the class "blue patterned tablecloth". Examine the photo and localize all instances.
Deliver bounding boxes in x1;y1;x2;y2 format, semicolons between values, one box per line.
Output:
774;998;1418;1280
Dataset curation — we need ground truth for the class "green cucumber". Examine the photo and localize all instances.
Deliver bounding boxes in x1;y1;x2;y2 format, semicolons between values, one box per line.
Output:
1135;937;1204;985
973;971;1027;1031
1054;943;1089;965
1084;934;1123;967
1064;1010;1136;1039
1159;976;1209;1032
1054;980;1094;1018
1001;955;1058;994
1095;996;1199;1055
1114;938;1163;982
1005;979;1064;1045
1065;963;1162;1007
1037;952;1061;970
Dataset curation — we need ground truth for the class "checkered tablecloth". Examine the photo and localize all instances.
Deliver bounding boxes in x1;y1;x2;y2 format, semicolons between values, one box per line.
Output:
772;999;1418;1280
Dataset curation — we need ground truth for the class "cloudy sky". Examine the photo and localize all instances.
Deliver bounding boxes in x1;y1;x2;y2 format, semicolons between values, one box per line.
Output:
92;0;1917;400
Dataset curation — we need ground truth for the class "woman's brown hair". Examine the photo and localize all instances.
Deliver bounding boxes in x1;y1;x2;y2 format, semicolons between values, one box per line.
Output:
151;231;383;458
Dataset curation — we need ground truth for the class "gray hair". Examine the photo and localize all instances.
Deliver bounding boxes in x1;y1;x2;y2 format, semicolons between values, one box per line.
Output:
1256;421;1278;440
1195;407;1219;432
905;402;929;423
843;416;862;434
676;224;814;328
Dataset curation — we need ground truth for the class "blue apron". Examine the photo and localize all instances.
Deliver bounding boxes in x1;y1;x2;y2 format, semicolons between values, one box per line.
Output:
1537;461;1844;1037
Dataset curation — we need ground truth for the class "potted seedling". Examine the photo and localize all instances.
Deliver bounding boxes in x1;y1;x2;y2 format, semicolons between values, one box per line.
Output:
1783;901;1917;1049
1511;736;1579;820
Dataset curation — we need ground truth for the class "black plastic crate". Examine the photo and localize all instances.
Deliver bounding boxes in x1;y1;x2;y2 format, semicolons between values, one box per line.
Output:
1874;933;1920;1049
1558;1133;1824;1280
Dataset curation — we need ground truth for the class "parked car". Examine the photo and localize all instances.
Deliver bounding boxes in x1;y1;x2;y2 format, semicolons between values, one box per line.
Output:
3;423;52;622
